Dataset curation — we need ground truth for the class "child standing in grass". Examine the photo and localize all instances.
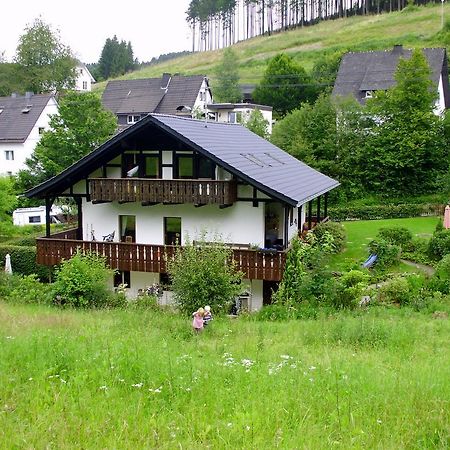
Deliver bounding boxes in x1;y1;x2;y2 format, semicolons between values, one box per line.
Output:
192;307;205;333
203;305;213;327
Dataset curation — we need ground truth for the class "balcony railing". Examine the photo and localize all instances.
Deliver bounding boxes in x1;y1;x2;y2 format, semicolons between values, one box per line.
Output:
36;237;286;281
89;178;237;205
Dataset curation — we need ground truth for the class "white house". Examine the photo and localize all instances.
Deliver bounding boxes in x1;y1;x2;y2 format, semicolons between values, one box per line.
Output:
74;63;96;92
12;206;63;226
332;46;450;115
0;93;58;176
207;103;273;134
101;74;212;129
26;114;339;309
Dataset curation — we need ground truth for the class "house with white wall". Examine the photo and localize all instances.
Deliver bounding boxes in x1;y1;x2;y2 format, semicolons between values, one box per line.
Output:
102;74;212;130
0;93;58;176
207;103;273;134
332;46;450;115
74;63;95;92
25;114;338;309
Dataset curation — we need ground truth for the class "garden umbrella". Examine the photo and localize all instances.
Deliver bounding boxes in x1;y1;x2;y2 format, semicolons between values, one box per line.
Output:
4;254;12;275
444;205;450;230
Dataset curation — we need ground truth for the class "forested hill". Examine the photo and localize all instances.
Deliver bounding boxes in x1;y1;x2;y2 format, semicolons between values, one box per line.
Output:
94;3;450;91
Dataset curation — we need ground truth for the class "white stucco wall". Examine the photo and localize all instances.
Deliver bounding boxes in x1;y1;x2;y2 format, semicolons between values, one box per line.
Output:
83;200;265;247
435;75;446;115
74;65;95;91
0;97;58;175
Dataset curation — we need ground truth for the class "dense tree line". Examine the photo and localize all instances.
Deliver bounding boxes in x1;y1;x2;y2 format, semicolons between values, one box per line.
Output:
96;36;135;80
271;49;450;199
187;0;434;51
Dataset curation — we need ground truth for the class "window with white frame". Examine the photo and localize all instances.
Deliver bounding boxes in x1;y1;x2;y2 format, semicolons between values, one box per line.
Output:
228;112;237;123
38;127;45;135
365;91;373;99
127;115;141;124
28;216;41;224
5;150;14;161
82;81;88;90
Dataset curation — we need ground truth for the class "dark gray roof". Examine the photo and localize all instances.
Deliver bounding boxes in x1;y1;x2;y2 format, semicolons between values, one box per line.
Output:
332;46;449;107
25;114;339;205
101;75;206;117
155;75;205;114
0;94;55;143
153;115;338;205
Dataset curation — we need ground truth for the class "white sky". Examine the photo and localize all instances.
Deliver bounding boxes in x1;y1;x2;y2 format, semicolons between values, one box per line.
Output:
1;0;192;63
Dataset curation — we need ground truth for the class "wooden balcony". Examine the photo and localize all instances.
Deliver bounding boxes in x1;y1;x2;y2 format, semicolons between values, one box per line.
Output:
36;236;286;281
89;178;237;206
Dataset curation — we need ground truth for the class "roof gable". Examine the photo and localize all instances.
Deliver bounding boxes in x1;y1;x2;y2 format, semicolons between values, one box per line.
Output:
0;94;55;143
25;114;339;205
101;75;206;117
332;47;449;107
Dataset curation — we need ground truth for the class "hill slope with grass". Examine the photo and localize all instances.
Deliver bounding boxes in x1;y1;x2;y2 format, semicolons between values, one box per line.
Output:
94;4;450;92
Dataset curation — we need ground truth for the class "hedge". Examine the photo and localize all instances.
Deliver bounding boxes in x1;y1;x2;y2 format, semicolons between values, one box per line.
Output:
0;245;53;281
329;203;445;221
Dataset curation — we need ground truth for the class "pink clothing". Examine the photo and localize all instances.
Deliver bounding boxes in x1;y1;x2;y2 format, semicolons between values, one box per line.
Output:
192;312;204;330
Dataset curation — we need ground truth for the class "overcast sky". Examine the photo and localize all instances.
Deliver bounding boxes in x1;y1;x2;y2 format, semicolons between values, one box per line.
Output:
1;0;192;63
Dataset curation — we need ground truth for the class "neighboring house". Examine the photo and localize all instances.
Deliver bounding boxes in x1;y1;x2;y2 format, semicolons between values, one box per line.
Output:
12;205;63;226
207;103;273;134
332;45;450;114
74;63;95;92
0;93;58;175
26;114;338;309
101;74;212;129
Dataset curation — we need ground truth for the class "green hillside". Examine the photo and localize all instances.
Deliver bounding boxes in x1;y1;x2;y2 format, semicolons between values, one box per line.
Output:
94;4;450;91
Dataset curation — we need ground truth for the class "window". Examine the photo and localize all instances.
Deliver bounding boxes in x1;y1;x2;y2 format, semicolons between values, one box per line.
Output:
127;115;141;124
198;157;215;179
114;271;131;288
28;216;41;224
365;91;373;99
5;150;14;161
164;217;181;246
176;155;194;178
82;81;88;90
144;155;159;178
228;112;237;123
119;215;136;243
38;127;45;135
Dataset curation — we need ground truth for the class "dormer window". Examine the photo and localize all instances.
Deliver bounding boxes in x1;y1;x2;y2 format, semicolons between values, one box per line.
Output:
365;91;373;99
127;115;141;124
22;105;32;113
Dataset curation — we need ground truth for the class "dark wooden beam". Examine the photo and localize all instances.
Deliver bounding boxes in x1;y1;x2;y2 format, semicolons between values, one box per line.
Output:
219;204;233;209
75;196;83;240
141;202;159;207
45;197;54;238
317;196;321;223
91;200;112;205
308;201;312;230
194;203;206;208
324;192;328;218
283;205;289;249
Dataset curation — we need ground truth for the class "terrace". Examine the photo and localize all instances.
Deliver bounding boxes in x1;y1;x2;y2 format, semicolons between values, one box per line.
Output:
36;229;286;281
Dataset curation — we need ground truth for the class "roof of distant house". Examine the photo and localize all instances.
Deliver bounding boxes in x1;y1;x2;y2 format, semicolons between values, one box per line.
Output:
332;46;450;108
25;114;339;206
101;74;207;117
0;93;56;143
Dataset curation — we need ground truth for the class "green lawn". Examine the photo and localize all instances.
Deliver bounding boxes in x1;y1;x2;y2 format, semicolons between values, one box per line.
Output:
329;216;440;272
0;302;449;448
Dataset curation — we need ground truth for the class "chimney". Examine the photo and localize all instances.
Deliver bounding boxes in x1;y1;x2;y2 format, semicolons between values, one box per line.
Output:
392;44;403;54
25;91;34;99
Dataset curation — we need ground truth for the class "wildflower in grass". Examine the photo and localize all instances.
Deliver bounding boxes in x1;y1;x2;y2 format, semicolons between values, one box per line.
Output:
132;383;143;388
309;366;316;370
149;386;162;393
280;354;292;360
377;419;382;424
309;378;314;382
60;379;67;384
28;378;33;381
5;336;15;340
227;423;233;427
118;378;125;382
99;385;108;391
185;387;191;392
245;425;251;431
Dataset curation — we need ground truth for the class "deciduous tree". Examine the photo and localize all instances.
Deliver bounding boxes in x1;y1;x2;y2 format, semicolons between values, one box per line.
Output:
214;47;242;102
17;92;116;191
15;18;76;93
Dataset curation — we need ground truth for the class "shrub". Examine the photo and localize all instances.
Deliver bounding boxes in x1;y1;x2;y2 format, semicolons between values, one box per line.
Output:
0;273;51;304
428;230;450;260
255;302;319;321
377;227;413;247
368;239;401;270
379;277;411;305
429;254;450;294
166;236;244;315
0;245;52;281
332;270;370;309
51;250;115;308
313;221;346;253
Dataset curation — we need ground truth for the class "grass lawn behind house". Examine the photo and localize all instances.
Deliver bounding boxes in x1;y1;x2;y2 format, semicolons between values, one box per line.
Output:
329;217;440;272
0;302;449;448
